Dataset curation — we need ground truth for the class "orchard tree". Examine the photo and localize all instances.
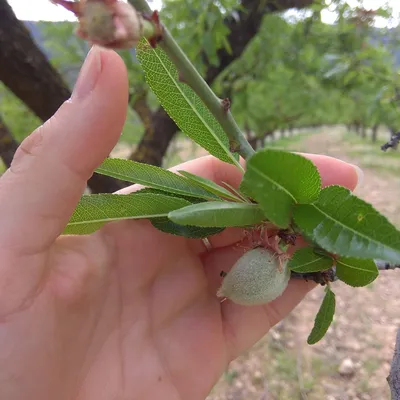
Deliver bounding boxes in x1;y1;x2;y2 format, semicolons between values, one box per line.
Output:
0;0;318;170
0;0;127;192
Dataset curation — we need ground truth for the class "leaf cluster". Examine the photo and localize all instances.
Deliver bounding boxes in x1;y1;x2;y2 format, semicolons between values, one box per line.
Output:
62;40;400;345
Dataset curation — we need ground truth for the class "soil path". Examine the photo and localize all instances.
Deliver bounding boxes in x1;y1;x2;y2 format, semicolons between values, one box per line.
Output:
207;128;400;400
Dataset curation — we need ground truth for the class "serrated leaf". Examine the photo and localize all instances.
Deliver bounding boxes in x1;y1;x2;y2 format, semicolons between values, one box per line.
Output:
168;201;265;227
240;149;321;228
151;218;224;239
289;247;333;273
96;158;218;201
136;38;240;167
178;170;243;202
293;185;400;264
336;257;379;287
307;287;336;345
64;193;191;235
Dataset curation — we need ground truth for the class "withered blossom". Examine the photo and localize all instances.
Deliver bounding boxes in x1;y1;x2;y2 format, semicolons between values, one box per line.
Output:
51;0;162;49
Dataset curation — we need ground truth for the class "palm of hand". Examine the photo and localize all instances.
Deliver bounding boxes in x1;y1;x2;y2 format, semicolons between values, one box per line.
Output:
1;213;313;400
0;48;359;400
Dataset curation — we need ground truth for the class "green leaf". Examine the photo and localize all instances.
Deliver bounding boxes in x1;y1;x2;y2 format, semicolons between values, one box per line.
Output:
64;193;191;235
133;187;205;204
178;170;243;202
336;257;379;287
288;247;333;273
96;158;218;201
168;201;265;227
136;38;239;167
293;185;400;264
307;287;336;345
240;149;321;228
131;189;225;238
151;218;224;239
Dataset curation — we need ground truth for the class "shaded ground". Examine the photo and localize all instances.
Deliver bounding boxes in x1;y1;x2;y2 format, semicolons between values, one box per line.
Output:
207;127;400;400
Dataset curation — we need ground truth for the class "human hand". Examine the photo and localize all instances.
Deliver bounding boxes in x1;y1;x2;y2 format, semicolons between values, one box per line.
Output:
0;46;361;400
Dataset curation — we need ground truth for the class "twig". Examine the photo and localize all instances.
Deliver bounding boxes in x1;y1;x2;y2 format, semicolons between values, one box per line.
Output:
129;0;255;162
375;260;400;271
388;328;400;399
381;131;400;152
291;260;400;285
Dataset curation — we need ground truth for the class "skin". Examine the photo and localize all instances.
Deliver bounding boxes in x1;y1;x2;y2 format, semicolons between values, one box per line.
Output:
0;47;360;400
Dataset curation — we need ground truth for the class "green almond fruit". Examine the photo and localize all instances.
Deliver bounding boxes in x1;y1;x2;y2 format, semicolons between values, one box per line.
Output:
217;247;290;306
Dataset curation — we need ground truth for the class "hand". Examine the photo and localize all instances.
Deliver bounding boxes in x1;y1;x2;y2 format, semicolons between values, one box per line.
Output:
0;47;361;400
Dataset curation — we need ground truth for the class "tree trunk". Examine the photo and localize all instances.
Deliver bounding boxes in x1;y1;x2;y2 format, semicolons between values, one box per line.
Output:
372;124;379;143
0;0;122;193
129;0;315;165
354;122;361;135
130;107;178;166
361;125;367;138
0;115;19;168
280;129;285;139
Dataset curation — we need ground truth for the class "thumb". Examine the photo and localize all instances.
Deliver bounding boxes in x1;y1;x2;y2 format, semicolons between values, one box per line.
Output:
0;46;128;252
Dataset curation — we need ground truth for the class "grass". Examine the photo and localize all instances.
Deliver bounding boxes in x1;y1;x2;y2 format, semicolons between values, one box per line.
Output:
265;130;318;151
265;336;337;400
363;358;380;374
223;369;239;384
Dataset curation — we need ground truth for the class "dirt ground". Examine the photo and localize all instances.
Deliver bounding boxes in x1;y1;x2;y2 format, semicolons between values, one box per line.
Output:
206;127;400;400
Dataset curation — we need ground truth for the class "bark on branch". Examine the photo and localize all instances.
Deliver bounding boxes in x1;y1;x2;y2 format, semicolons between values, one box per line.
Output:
0;0;123;192
129;0;315;165
388;329;400;399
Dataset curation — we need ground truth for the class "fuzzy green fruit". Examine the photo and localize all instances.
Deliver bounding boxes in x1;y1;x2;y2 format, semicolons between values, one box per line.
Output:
217;247;290;306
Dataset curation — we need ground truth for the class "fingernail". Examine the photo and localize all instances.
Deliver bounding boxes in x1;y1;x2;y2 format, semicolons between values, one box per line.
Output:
72;46;102;99
349;163;364;189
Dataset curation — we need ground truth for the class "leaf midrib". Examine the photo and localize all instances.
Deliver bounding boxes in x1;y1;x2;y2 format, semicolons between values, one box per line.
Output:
309;203;400;255
292;256;329;270
68;212;171;226
336;259;376;273
144;43;240;168
95;165;217;201
249;166;296;201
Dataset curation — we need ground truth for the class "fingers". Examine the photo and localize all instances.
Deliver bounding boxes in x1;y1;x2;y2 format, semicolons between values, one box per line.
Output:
0;46;128;252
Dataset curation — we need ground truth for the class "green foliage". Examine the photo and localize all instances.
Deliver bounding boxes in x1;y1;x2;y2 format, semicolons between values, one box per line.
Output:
39;0;400;348
160;0;238;75
168;201;265;227
136;38;240;166
335;257;379;287
96;158;219;200
151;218;224;238
0;159;5;176
64;193;192;234
307;287;336;345
288;247;333;273
240;149;321;228
177;170;244;202
0;83;41;143
293;185;400;264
